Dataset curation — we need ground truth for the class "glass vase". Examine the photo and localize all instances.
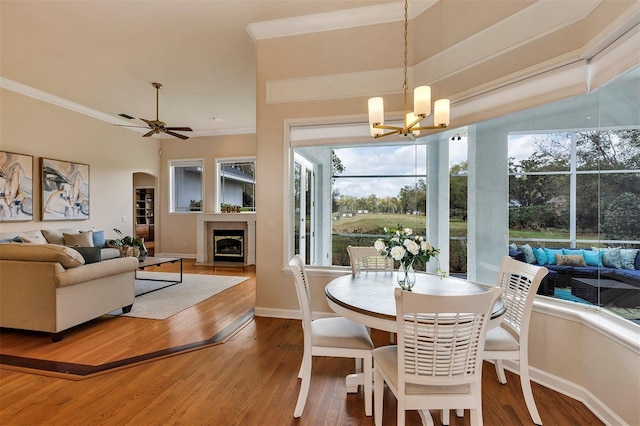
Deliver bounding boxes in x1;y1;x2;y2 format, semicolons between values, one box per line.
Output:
397;260;416;290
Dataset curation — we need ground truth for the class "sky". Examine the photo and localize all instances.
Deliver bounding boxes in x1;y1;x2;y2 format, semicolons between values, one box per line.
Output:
332;134;537;199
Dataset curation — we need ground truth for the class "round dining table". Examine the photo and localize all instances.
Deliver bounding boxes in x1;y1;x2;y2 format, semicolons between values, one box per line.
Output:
325;270;506;333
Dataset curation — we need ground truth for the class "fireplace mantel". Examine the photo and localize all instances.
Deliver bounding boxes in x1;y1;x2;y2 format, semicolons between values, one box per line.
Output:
196;213;256;265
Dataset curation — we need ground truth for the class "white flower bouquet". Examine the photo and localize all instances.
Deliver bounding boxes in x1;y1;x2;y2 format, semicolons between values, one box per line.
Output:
374;224;442;274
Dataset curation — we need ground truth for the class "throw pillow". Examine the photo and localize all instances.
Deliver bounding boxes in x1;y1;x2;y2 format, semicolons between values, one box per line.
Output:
544;248;564;265
562;248;584;257
20;233;48;244
509;248;526;262
91;230;106;248
532;247;548;265
592;247;622;269
620;249;639;270
518;244;535;264
71;246;102;264
556;254;587;267
583;250;603;267
509;243;518;252
63;231;94;247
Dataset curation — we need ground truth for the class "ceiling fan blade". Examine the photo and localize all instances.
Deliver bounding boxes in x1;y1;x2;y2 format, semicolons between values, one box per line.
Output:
143;130;156;137
114;124;149;129
139;118;152;126
165;126;193;132
164;130;189;140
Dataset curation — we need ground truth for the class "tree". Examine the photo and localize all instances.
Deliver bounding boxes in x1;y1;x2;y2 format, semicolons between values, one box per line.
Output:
602;192;640;240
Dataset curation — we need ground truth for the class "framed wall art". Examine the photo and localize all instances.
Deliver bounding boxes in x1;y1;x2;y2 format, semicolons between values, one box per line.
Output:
41;157;90;221
0;151;34;222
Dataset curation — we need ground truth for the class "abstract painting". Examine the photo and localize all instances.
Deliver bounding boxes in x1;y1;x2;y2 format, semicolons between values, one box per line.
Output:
41;157;90;221
0;151;34;222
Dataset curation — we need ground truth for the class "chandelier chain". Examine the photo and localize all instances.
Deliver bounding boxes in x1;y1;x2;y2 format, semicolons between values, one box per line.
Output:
403;0;409;126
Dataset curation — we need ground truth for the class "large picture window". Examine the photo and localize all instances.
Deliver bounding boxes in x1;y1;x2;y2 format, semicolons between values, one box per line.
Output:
169;159;203;213
292;142;429;267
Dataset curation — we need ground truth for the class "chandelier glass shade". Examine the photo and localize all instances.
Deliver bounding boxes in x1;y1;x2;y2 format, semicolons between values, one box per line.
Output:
368;0;450;138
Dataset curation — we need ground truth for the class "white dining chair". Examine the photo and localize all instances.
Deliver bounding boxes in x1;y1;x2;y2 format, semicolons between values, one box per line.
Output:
288;255;374;418
347;245;392;275
347;245;396;343
483;256;549;425
373;286;502;426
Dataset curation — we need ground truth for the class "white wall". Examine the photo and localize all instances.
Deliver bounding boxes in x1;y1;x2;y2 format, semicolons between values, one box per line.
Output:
0;88;159;240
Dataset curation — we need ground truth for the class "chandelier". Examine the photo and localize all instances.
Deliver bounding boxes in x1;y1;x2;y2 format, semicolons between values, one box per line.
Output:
368;0;450;139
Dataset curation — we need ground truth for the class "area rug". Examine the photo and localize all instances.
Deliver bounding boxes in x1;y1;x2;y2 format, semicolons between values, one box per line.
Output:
114;272;248;320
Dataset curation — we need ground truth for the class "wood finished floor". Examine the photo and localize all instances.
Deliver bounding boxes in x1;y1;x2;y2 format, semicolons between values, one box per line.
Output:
0;260;604;425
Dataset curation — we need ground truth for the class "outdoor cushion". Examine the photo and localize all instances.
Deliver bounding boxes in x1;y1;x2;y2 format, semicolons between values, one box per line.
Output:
533;247;547;265
518;244;535;264
556;254;586;267
544;248;564;265
620;249;639;270
583;250;603;267
592;247;622;269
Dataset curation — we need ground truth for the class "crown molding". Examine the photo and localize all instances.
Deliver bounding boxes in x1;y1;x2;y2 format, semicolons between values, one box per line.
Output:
246;1;435;41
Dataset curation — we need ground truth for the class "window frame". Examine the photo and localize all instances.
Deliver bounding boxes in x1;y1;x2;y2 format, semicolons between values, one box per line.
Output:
169;158;204;214
215;156;256;213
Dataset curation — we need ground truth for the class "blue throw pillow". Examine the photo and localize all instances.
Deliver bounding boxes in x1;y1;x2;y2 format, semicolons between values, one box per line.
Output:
562;248;584;257
91;230;106;248
620;249;639;270
544;248;564;265
532;247;548;265
583;250;603;267
518;244;535;264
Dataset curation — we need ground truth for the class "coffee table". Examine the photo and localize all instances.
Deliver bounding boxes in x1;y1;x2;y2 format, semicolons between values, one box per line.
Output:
571;277;640;308
135;257;183;296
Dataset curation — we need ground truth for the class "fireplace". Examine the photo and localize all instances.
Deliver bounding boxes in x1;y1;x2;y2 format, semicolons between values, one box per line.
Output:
213;230;244;262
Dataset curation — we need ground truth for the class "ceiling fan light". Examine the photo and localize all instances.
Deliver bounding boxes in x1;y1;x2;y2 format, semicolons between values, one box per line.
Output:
413;86;431;117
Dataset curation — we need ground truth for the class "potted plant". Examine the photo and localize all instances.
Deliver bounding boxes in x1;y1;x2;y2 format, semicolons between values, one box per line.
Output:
190;199;202;211
110;228;147;260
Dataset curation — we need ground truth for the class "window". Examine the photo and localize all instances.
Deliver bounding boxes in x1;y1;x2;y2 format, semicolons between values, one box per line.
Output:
292;142;429;267
217;158;255;212
169;159;203;213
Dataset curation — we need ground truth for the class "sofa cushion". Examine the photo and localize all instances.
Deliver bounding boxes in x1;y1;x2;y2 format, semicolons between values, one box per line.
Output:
17;230;48;244
620;249;639;270
556;254;586;267
71;246;102;264
0;243;84;268
100;247;121;260
41;228;81;245
63;231;94;247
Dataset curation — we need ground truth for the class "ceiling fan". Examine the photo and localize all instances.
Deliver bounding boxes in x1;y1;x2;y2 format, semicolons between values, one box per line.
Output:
117;82;193;140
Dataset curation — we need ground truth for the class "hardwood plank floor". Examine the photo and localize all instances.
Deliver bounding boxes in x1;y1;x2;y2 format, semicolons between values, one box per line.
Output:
0;260;604;425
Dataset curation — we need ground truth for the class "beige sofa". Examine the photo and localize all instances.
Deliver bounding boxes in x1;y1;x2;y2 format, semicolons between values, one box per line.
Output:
0;238;139;341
